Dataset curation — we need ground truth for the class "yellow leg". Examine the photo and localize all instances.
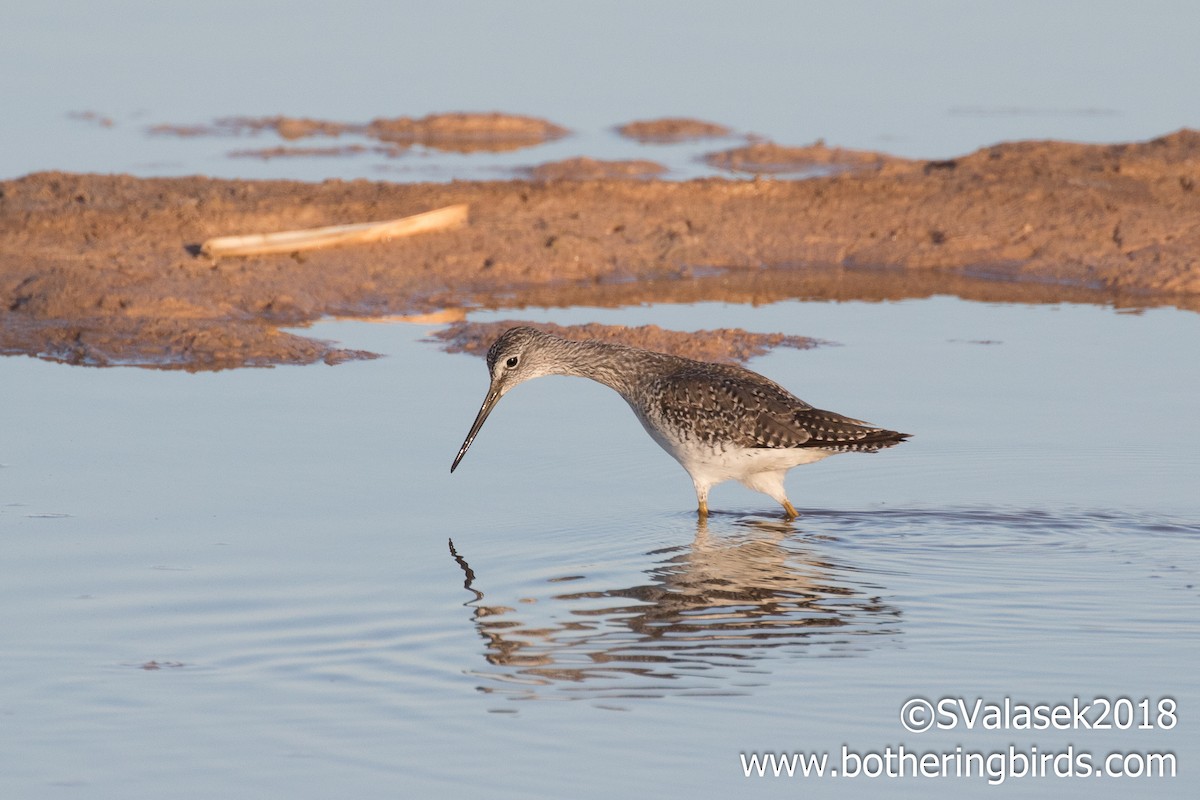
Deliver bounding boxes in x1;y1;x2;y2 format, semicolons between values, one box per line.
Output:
697;498;709;518
781;499;799;520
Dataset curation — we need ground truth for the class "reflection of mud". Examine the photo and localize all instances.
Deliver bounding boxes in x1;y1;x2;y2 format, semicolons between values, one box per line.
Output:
1;316;375;369
4;129;1200;369
448;522;900;700
433;320;823;364
149;112;569;153
616;117;732;143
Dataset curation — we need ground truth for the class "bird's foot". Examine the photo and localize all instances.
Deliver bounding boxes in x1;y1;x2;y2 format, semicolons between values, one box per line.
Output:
781;500;799;520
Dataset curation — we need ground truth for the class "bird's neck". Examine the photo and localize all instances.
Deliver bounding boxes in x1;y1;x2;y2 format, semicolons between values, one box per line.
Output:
551;339;672;398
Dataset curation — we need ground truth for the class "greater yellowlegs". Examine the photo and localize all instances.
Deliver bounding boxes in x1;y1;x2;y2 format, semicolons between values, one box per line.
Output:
451;326;909;518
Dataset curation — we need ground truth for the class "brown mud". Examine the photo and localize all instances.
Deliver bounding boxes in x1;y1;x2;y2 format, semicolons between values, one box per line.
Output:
525;157;668;181
150;112;569;154
704;140;902;174
2;129;1199;369
616;118;733;143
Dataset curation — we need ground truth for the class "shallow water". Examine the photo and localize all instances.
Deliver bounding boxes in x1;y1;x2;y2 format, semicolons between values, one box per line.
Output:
3;298;1198;798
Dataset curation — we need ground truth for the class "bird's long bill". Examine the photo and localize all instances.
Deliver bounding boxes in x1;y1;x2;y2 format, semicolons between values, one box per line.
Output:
450;386;502;473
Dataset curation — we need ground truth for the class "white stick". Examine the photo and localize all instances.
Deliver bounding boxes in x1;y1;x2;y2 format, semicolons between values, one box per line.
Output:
200;203;468;257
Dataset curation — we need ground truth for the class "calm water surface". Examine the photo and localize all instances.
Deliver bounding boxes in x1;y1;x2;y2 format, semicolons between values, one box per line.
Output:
3;298;1198;798
5;2;1200;181
5;4;1199;796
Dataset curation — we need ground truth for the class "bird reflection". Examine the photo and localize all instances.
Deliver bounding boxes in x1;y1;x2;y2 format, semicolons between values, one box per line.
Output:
448;518;900;700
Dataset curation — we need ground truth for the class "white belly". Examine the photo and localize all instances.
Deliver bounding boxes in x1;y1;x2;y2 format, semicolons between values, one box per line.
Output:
632;405;833;488
673;442;834;487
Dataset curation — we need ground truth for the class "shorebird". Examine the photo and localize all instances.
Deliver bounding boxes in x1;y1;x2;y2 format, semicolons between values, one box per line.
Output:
450;326;909;518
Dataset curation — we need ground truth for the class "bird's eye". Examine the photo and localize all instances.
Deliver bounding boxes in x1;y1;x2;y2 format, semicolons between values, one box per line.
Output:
506;356;519;368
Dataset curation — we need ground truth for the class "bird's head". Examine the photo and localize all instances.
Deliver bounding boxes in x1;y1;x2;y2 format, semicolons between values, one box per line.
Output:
451;326;560;473
483;326;560;393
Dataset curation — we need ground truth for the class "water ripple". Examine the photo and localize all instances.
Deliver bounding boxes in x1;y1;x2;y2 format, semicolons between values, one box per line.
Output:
445;505;1199;702
84;505;1198;708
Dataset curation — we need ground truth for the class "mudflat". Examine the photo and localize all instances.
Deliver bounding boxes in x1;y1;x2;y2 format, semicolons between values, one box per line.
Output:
2;128;1198;369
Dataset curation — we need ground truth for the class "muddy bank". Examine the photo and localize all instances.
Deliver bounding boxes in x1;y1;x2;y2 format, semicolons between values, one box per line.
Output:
524;157;668;181
2;129;1199;369
433;321;823;365
616;118;732;143
704;140;900;174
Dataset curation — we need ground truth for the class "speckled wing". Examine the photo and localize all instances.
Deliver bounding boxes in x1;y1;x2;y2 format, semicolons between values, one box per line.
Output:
648;363;903;452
